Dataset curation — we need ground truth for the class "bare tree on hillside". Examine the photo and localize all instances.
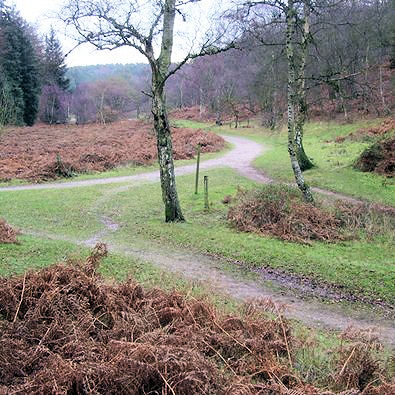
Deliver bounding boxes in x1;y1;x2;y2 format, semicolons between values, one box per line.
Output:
61;0;236;222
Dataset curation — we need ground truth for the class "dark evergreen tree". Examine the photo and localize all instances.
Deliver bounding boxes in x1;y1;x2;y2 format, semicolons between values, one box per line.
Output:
43;28;69;90
40;27;69;124
0;3;41;126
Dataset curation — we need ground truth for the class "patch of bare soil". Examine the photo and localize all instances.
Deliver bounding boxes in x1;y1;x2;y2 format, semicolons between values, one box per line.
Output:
0;120;224;182
0;244;393;394
227;185;395;244
354;136;395;177
0;219;20;244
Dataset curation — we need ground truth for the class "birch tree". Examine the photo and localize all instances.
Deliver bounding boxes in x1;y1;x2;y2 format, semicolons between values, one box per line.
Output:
240;0;315;202
61;0;235;222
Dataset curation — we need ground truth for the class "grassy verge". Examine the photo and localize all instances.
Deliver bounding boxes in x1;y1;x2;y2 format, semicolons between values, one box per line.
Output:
1;167;394;303
175;118;395;207
0;234;238;312
0;233;393;389
102;168;395;304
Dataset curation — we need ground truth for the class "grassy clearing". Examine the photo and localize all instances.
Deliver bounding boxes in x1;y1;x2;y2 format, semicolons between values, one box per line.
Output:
101;168;394;304
1;166;394;302
175;118;395;206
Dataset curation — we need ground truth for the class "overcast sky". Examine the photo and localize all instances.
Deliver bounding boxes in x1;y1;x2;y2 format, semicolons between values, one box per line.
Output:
13;0;224;68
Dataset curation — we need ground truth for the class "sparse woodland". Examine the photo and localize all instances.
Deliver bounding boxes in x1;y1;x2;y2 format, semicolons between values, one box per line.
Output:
0;1;394;393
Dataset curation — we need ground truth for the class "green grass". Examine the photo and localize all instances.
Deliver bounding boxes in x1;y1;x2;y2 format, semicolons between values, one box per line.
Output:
0;234;239;311
100;168;394;304
0;226;392;388
1;165;394;303
175;118;395;207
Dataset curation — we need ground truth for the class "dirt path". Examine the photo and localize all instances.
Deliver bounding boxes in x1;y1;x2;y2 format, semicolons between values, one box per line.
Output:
0;133;383;207
0;135;269;191
26;226;395;347
3;133;395;345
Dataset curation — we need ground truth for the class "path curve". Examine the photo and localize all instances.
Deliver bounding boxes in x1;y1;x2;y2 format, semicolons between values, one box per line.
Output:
0;133;386;208
0;135;270;192
3;133;395;345
26;228;395;347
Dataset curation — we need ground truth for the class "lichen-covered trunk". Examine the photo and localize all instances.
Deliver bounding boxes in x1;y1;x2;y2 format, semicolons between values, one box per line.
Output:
149;0;184;222
286;1;314;203
152;86;184;222
295;1;314;171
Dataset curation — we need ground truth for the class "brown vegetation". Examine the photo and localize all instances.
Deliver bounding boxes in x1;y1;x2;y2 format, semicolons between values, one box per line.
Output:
227;186;395;244
227;186;344;244
0;244;296;394
335;118;395;143
0;219;20;244
354;136;395;177
0;120;225;182
0;245;393;394
170;105;256;124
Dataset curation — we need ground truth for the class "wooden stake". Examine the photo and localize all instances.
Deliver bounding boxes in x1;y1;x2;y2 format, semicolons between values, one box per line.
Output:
204;175;209;210
194;144;201;194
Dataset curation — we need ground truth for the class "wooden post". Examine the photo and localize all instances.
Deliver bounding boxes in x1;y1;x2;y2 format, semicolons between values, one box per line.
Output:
195;144;201;194
204;175;209;210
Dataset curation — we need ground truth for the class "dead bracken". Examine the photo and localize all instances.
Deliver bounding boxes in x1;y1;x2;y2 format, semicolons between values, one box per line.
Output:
227;185;395;244
227;185;344;244
0;219;20;244
0;244;393;394
0;120;225;182
354;136;395;177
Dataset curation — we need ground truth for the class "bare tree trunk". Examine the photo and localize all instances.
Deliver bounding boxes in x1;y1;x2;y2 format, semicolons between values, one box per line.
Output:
150;0;184;222
152;84;184;222
379;65;389;115
295;1;314;171
286;1;314;203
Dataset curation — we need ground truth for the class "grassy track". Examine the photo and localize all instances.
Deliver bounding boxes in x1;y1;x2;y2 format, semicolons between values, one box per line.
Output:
175;119;395;206
1;167;394;303
4;233;388;388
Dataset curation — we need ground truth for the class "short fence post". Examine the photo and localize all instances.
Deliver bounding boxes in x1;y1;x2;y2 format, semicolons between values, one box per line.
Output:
204;175;209;210
195;144;201;195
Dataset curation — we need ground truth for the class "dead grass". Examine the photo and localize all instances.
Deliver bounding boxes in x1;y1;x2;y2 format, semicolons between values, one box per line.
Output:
332;330;392;393
0;120;224;182
0;244;393;394
0;219;20;244
170;105;256;123
227;185;395;244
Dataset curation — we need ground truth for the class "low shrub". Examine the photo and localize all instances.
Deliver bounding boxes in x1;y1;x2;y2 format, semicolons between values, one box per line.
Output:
0;219;20;244
227;185;344;244
354;137;395;177
227;185;395;244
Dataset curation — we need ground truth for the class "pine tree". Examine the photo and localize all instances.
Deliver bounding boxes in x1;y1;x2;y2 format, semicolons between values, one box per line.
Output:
43;28;69;90
40;27;69;124
0;4;41;126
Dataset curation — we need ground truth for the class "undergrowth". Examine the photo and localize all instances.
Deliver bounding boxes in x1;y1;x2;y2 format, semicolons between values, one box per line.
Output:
0;219;20;244
0;245;393;394
227;185;395;244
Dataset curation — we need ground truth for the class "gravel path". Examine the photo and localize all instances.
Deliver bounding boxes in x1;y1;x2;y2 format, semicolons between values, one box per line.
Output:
0;134;379;206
